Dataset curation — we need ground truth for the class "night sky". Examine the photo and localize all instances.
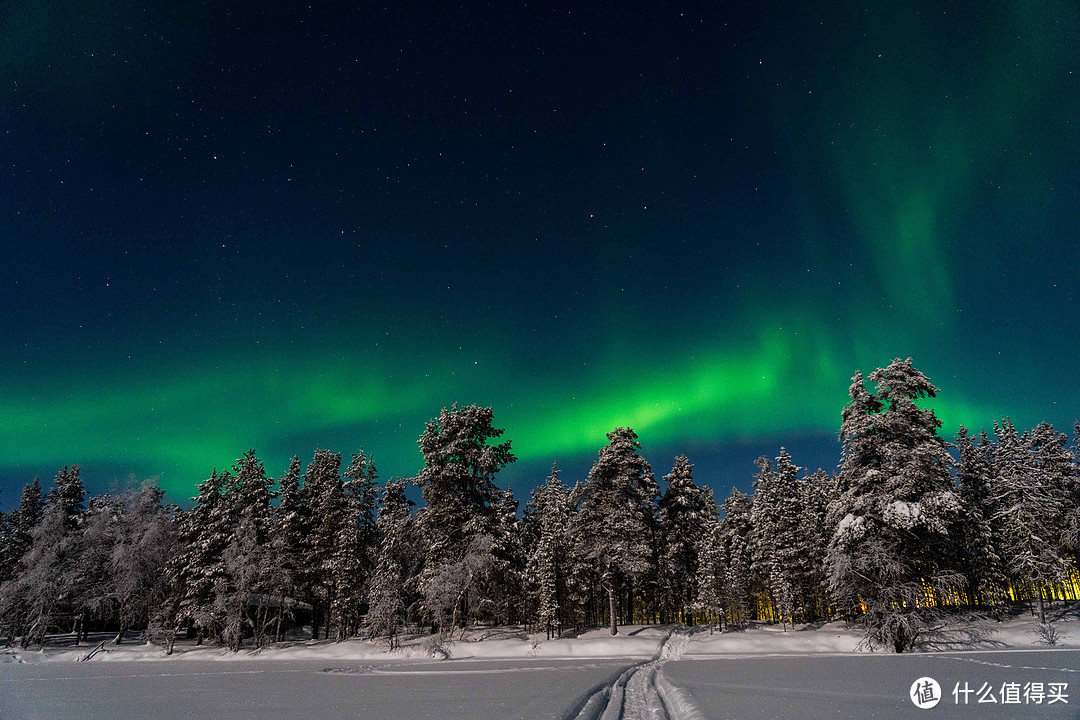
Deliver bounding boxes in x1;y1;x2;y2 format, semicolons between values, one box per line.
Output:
3;2;1078;507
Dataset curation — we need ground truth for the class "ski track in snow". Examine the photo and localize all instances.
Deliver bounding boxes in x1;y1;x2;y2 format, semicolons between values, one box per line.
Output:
941;654;1080;674
571;629;705;720
2;667;299;683
365;662;620;676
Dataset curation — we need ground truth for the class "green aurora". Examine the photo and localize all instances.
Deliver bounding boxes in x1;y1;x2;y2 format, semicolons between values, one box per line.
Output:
1;1;1077;503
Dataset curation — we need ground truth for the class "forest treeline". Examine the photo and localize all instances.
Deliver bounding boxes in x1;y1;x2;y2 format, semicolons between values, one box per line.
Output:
1;359;1078;654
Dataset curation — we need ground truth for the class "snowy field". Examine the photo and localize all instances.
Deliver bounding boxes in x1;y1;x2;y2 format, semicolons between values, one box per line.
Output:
2;611;1078;719
666;651;1079;720
0;656;641;720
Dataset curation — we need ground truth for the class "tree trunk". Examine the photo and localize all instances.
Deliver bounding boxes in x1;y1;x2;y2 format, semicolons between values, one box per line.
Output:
323;591;335;640
256;602;268;647
608;585;618;636
1037;591;1047;625
275;594;285;643
893;622;907;653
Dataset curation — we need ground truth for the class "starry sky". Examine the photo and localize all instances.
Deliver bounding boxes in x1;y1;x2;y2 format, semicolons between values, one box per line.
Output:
2;1;1078;507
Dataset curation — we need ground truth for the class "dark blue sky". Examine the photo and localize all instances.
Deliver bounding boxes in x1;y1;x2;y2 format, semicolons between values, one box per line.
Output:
2;1;1078;506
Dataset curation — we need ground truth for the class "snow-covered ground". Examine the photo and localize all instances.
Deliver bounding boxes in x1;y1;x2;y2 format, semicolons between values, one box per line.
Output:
3;604;1075;665
2;607;1077;720
682;611;1080;658
0;624;671;665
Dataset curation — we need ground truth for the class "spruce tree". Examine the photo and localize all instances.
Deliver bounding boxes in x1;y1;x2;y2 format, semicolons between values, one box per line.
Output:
415;404;515;563
0;480;44;588
0;512;12;590
414;404;515;631
213;451;278;648
15;479;44;549
4;468;87;648
826;359;964;652
300;449;344;640
219;508;262;651
7;503;69;647
48;466;85;531
657;455;714;624
225;450;276;542
266;456;304;642
693;517;727;629
796;469;835;622
955;427;1006;607
172;470;231;644
1064;423;1080;570
333;450;379;640
992;420;1070;623
719;488;753;624
366;478;415;649
750;450;804;626
489;488;523;625
526;464;570;638
571;427;657;635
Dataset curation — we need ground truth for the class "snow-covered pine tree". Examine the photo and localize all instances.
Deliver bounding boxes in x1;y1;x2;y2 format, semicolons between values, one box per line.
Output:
657;455;714;624
332;450;379;640
219;508;262;651
414;404;515;632
991;420;1070;623
796;469;834;622
415;404;515;561
265;455;305;642
561;480;597;632
4;468;88;648
225;451;276;541
0;511;12;590
749;455;777;589
1064;423;1080;570
719;488;753;625
488;488;523;625
16;479;45;541
171;469;231;645
826;359;964;652
955;427;1007;607
751;450;806;627
1029;422;1078;586
209;452;278;650
693;517;727;630
749;452;799;626
300;449;344;640
571;427;657;635
5;503;68;647
0;479;44;589
366;478;415;649
49;466;85;525
525;464;570;638
0;481;45;645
